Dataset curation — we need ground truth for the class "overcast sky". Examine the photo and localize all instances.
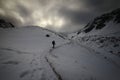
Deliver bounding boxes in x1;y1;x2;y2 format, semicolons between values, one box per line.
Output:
0;0;120;32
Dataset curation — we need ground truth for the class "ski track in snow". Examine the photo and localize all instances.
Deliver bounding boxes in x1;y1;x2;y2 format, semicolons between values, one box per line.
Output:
46;41;120;80
74;41;120;68
0;40;120;80
0;46;60;80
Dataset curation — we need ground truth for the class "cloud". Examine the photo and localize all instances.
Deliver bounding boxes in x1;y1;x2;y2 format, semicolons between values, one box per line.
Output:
16;4;31;17
0;0;119;32
83;0;120;12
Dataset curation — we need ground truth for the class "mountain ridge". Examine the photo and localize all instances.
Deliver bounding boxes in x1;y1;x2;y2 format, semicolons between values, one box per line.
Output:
77;8;120;34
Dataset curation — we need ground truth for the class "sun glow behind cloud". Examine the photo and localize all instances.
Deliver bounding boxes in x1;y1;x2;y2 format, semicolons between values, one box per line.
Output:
0;0;88;32
32;11;65;29
1;0;117;32
36;17;65;29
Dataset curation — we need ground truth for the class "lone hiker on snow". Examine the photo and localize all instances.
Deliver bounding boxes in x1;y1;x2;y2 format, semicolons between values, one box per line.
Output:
52;40;55;48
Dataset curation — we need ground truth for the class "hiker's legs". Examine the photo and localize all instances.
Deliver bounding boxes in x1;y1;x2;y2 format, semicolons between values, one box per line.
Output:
53;45;54;48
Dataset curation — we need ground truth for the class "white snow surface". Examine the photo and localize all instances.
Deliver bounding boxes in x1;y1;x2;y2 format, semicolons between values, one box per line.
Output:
76;21;120;38
47;41;120;80
0;27;67;80
0;26;120;80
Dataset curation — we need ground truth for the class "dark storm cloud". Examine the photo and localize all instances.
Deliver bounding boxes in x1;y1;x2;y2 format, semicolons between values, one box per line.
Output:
0;15;20;24
83;0;120;12
57;0;120;32
59;7;98;24
57;8;99;32
16;4;31;17
0;0;119;32
0;0;6;8
59;0;120;23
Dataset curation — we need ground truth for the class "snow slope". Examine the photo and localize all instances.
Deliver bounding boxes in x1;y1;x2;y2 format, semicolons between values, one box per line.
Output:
0;27;66;52
79;8;120;35
0;26;120;80
73;8;120;67
45;8;120;80
0;27;68;80
0;8;120;80
47;41;120;80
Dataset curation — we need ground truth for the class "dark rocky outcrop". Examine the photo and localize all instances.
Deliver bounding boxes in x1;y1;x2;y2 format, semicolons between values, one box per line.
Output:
0;19;15;28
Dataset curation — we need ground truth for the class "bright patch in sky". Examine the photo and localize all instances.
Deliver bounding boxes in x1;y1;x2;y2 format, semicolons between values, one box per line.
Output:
1;0;116;32
0;0;87;32
33;12;65;29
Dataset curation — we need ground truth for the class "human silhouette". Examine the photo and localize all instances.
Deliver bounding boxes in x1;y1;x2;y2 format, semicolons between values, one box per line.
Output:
52;40;55;48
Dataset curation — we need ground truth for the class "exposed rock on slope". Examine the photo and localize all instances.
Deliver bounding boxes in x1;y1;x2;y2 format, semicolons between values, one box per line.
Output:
0;19;15;28
78;8;120;34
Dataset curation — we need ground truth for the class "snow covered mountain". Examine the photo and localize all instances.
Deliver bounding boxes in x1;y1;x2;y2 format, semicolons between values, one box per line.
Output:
67;8;120;78
0;26;68;80
46;8;120;80
0;8;120;80
74;8;120;57
77;8;120;35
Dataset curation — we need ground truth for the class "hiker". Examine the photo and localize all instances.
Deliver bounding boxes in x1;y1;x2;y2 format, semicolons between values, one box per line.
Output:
52;40;55;48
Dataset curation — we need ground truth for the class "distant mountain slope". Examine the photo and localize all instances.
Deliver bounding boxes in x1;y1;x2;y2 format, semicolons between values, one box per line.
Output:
0;19;15;28
0;26;66;52
45;8;120;80
77;8;120;35
0;26;68;80
0;8;120;79
72;8;120;67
